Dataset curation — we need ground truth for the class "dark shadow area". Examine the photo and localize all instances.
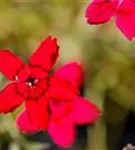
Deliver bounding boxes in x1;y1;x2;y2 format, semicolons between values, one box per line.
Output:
104;91;127;150
117;111;135;150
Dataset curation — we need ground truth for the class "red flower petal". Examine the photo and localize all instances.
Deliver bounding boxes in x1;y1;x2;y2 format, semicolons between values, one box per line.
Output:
25;97;49;131
47;77;78;101
116;14;135;40
50;99;73;119
71;97;100;124
54;62;83;88
29;66;48;79
48;119;75;148
86;0;118;24
30;36;59;71
0;83;23;113
0;50;26;81
16;109;38;133
116;0;135;40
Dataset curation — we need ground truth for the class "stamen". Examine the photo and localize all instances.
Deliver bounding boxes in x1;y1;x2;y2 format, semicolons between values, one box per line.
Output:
26;77;38;88
28;82;32;87
34;79;38;84
15;76;18;81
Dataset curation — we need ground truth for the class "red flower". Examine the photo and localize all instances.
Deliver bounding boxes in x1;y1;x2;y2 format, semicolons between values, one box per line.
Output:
17;62;100;147
0;36;59;130
85;0;135;40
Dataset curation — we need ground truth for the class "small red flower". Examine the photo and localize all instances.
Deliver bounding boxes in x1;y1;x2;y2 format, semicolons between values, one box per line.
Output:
85;0;135;40
0;36;59;130
17;62;100;147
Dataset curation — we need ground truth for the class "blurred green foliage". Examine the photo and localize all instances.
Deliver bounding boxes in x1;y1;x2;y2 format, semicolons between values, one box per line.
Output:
0;0;135;149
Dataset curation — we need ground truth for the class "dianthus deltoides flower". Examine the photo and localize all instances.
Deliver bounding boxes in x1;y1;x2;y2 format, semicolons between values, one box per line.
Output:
0;36;59;130
85;0;135;40
17;62;100;147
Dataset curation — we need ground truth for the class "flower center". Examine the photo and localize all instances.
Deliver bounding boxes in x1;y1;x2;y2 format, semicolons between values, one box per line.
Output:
26;77;38;87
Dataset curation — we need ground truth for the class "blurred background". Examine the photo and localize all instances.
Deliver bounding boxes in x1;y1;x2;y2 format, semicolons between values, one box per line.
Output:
0;0;135;150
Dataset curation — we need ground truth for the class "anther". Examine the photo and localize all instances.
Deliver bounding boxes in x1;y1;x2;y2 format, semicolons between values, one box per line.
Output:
15;76;18;81
34;79;38;84
28;82;32;87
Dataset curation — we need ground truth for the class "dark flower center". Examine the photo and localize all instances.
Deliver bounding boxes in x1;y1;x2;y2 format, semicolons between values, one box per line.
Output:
26;77;38;87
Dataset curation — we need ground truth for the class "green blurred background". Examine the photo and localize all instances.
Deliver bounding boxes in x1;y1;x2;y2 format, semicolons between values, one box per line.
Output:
0;0;135;150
